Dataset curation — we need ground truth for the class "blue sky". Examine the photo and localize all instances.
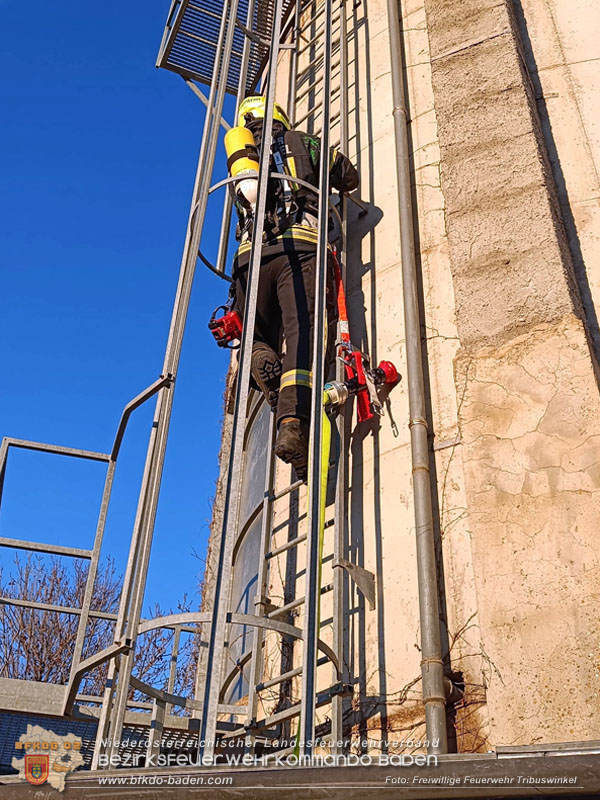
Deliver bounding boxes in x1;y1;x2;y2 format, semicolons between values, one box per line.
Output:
0;1;234;614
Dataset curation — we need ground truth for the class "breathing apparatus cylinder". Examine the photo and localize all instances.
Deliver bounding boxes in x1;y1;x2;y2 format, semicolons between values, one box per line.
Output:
224;126;259;208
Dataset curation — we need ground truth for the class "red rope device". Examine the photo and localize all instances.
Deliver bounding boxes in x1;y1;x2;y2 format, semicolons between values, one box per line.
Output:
330;249;399;422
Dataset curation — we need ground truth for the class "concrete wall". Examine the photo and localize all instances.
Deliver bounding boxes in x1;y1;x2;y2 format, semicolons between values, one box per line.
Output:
205;0;600;752
421;0;600;745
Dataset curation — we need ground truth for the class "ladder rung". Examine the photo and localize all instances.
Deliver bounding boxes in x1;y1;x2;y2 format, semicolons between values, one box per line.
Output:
297;13;342;55
217;703;249;716
267;582;334;618
257;666;302;691
270;478;304;502
265;533;307;560
266;523;332;561
256;655;330;691
0;537;93;560
295;78;340;106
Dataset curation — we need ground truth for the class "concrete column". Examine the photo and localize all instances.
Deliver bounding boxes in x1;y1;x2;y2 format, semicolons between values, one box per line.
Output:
423;0;600;744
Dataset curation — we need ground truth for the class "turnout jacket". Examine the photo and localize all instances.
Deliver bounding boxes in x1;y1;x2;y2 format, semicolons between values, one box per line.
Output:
232;121;359;266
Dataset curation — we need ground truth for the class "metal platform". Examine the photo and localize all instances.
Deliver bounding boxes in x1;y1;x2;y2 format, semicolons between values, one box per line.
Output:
156;0;294;93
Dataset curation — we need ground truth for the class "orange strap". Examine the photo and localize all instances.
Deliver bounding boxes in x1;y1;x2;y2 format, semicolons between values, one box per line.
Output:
330;250;350;346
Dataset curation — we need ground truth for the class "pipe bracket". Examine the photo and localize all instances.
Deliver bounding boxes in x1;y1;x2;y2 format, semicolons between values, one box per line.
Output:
421;656;444;667
423;694;447;706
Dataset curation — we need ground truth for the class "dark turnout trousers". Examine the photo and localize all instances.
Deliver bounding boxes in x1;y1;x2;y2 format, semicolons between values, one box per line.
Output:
233;238;337;425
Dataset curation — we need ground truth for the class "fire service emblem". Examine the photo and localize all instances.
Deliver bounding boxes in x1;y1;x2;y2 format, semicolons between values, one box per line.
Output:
25;753;49;785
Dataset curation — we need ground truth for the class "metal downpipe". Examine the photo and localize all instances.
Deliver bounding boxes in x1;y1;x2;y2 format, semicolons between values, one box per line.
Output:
385;0;448;754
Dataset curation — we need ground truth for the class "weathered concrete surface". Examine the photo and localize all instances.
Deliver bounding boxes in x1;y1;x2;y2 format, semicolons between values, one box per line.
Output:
400;0;492;752
424;0;579;350
516;0;600;359
457;318;600;744
424;0;600;745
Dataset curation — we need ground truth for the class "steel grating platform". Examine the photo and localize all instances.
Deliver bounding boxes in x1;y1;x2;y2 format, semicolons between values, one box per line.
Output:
156;0;294;94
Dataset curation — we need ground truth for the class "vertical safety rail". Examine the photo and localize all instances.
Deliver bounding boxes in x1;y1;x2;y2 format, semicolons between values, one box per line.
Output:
300;0;333;757
331;0;350;755
198;0;287;758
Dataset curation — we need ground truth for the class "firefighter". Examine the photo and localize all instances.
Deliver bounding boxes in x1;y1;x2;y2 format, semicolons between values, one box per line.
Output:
228;95;359;480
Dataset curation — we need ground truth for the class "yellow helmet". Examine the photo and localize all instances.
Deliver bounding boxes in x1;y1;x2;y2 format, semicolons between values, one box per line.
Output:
238;95;291;130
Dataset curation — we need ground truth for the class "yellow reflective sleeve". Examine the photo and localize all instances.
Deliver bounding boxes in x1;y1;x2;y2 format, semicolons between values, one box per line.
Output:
279;369;312;390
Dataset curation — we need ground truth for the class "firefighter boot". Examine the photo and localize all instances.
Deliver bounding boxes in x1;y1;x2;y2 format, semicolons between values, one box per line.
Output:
251;342;282;408
274;417;309;481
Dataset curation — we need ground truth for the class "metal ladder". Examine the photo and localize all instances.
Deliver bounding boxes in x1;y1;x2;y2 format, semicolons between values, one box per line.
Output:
194;0;376;760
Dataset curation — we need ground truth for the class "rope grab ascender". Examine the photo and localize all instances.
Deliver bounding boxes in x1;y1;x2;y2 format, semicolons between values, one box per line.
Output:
324;250;399;420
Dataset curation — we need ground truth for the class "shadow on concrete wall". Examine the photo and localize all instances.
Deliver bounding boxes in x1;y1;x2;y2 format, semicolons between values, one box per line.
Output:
345;0;391;750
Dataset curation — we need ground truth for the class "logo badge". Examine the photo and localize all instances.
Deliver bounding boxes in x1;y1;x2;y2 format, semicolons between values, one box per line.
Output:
25;754;49;785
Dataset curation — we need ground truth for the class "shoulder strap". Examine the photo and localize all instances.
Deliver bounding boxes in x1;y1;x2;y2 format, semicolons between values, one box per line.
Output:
272;134;293;211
